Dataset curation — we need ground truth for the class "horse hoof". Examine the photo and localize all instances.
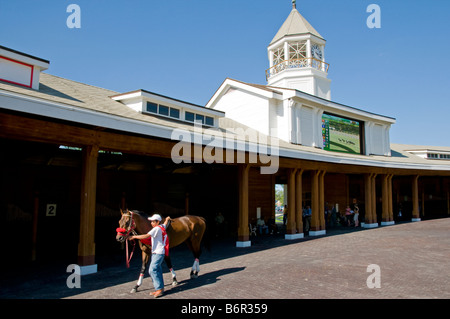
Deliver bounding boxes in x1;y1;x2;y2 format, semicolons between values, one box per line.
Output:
130;287;138;293
172;280;178;286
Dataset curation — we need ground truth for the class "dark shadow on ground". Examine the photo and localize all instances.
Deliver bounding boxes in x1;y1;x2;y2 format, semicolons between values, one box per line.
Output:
0;220;418;299
161;267;246;297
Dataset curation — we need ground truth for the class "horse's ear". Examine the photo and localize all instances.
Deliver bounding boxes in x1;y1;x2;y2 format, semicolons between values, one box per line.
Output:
120;208;123;215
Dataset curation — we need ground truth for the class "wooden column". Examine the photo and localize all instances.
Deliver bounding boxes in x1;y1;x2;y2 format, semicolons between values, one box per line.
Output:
364;173;378;228
318;170;326;231
285;168;303;240
412;175;421;221
381;174;394;225
295;169;304;235
286;168;297;235
310;170;325;236
381;174;389;224
78;145;99;274
237;164;250;247
310;170;319;231
364;174;372;224
371;173;377;223
388;174;394;222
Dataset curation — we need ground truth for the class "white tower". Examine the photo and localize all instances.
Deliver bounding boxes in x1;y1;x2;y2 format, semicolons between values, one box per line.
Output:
266;0;331;99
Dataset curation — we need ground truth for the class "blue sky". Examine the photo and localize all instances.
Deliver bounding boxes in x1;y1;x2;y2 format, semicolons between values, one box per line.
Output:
1;0;449;146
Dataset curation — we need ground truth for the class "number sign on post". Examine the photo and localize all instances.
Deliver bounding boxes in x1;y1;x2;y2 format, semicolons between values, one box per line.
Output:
46;204;57;217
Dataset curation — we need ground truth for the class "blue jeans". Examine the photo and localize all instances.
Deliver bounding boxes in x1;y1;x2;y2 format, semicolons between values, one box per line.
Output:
149;253;164;290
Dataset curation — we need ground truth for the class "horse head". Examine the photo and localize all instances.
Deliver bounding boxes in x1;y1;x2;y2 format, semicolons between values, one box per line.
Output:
116;209;135;243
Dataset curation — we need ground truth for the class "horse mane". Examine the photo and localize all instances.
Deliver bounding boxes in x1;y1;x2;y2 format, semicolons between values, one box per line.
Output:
129;210;149;219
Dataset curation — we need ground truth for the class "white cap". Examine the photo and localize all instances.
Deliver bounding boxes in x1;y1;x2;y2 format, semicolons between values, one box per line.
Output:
148;214;162;222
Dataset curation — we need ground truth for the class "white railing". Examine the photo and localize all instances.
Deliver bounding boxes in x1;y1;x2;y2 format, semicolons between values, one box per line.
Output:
266;58;330;80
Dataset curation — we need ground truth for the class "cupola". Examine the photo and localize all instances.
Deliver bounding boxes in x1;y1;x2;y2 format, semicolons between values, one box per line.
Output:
266;1;331;99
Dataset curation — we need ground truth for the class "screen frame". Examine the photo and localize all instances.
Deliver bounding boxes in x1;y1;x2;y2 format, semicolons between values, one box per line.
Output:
322;112;365;155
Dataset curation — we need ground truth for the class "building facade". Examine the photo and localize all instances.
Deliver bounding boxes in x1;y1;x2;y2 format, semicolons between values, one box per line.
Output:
1;2;449;274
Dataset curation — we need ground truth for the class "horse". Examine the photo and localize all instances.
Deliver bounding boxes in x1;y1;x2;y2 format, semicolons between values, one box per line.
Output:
116;209;206;293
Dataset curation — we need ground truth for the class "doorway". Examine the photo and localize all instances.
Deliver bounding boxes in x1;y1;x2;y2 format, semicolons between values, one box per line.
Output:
275;183;286;225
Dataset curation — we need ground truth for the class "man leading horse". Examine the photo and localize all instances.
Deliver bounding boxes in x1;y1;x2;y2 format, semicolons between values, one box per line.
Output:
116;209;207;297
129;214;169;298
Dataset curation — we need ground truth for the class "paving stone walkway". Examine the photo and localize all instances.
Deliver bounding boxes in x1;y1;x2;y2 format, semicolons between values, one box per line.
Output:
1;219;449;301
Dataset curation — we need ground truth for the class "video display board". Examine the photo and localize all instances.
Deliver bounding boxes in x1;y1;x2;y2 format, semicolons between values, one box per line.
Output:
322;113;362;154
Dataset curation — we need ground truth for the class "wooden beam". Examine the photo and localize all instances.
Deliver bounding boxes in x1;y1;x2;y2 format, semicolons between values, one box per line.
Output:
318;170;326;230
371;173;377;223
364;174;371;224
310;170;320;232
279;155;450;176
237;164;250;246
78;144;98;266
286;168;297;235
364;173;378;225
295;169;304;234
381;174;389;222
388;174;394;221
0;112;177;158
2;112;450;176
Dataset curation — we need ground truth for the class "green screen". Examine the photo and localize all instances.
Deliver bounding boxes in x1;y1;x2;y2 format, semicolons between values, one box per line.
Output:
322;113;361;154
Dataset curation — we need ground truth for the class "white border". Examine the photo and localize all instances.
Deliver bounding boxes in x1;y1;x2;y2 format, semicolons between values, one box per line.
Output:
236;241;251;248
285;233;304;240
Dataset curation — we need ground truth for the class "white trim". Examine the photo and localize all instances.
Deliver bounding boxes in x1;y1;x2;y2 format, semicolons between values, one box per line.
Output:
309;230;326;236
0;90;178;140
113;90;225;117
80;264;97;276
282;89;396;125
381;221;395;226
268;33;326;51
0;46;49;70
285;233;304;240
411;218;421;222
1;89;449;172
206;79;283;109
362;223;379;229
278;146;450;171
236;241;251;248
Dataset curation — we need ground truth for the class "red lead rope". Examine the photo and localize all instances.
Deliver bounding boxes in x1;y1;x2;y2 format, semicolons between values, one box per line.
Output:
125;238;136;268
117;221;136;268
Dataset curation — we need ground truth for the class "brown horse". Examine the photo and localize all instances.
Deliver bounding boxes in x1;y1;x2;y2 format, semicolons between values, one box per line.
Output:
116;209;206;293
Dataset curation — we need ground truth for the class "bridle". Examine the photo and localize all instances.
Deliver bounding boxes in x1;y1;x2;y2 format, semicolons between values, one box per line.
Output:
116;211;137;268
116;212;136;240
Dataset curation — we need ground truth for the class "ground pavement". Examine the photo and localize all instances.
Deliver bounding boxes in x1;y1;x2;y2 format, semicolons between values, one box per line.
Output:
1;218;449;300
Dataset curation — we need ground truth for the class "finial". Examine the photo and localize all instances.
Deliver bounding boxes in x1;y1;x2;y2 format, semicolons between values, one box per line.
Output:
292;0;296;9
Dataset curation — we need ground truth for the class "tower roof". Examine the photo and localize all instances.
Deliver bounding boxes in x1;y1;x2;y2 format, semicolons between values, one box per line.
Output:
270;5;324;45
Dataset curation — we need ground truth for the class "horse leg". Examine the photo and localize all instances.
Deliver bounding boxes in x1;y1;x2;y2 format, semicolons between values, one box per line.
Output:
164;255;178;286
131;251;149;293
186;239;202;279
190;258;200;279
